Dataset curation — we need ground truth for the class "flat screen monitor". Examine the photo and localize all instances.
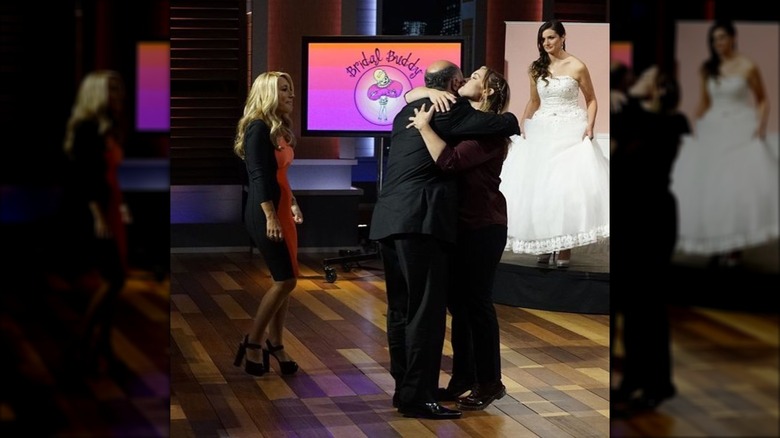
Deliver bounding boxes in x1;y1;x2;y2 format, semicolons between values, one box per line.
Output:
301;35;465;137
136;41;170;132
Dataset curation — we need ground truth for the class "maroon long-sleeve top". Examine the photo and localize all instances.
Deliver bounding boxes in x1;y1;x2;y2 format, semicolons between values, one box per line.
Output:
434;134;509;231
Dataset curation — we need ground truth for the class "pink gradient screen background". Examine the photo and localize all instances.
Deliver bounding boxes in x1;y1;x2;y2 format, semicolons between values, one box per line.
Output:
611;41;633;70
136;41;170;131
303;40;462;134
675;21;779;134
504;22;611;135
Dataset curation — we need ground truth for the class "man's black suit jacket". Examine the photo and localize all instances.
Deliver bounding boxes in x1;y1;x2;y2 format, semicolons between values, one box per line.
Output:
369;96;520;245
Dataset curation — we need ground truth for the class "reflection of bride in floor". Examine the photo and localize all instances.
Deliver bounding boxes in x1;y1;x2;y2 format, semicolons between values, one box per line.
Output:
670;20;779;269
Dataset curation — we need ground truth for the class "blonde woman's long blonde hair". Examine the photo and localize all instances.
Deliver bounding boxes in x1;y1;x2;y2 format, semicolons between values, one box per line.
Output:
233;71;295;159
63;70;124;157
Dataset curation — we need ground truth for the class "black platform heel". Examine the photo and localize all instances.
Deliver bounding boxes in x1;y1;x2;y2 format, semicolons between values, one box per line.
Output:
264;340;299;375
234;334;266;376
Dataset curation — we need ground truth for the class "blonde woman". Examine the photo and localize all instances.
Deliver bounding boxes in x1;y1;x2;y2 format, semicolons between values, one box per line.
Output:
232;71;303;376
61;70;129;372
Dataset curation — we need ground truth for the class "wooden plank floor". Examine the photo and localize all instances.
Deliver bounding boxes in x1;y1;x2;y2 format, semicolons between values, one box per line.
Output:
170;251;611;437
611;306;779;437
3;248;772;436
0;268;171;437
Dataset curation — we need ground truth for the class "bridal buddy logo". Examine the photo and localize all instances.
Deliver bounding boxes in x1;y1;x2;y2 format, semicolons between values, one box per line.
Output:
345;49;420;125
345;49;424;79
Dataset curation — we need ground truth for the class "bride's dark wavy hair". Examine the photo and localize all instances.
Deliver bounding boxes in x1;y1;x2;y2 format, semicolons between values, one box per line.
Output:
702;20;736;80
529;20;566;86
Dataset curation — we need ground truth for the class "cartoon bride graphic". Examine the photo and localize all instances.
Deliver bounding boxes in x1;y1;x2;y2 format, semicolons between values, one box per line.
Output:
367;68;404;121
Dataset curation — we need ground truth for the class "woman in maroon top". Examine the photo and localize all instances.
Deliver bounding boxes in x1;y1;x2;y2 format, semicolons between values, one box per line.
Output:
405;66;512;410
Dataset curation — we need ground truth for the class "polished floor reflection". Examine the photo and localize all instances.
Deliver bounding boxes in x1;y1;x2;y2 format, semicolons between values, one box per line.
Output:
0;267;170;437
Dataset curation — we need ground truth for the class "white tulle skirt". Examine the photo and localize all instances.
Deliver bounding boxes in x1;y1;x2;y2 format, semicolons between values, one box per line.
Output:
670;108;779;255
499;116;610;255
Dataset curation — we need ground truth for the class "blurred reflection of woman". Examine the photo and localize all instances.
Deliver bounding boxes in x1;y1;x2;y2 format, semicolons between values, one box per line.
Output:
670;20;779;267
61;70;130;372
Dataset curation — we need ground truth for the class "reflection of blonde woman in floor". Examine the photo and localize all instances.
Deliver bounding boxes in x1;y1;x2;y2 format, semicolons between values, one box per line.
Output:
670;20;779;268
61;70;130;372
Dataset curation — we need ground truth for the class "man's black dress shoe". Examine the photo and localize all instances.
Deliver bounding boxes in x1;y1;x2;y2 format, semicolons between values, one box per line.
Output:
398;402;462;419
457;381;506;410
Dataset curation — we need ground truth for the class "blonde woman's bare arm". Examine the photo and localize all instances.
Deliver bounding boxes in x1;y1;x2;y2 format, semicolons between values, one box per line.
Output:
291;196;304;225
261;200;284;241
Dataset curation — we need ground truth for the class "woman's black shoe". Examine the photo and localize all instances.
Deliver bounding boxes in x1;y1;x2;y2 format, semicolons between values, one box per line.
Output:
456;381;506;410
233;334;266;376
436;381;473;401
264;340;299;375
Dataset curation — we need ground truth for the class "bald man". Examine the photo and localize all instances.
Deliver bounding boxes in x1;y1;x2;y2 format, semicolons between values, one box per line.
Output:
370;60;520;420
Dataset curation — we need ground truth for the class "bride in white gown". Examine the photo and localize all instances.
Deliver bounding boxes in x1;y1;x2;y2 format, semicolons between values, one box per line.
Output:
670;20;779;266
499;20;609;268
